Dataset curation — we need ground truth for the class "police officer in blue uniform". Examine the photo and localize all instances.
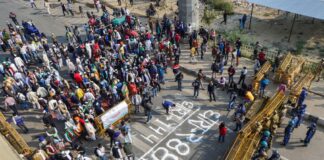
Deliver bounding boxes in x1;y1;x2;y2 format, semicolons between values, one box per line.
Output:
303;123;317;146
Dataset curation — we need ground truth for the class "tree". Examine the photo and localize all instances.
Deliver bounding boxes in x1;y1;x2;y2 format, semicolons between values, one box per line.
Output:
201;0;234;26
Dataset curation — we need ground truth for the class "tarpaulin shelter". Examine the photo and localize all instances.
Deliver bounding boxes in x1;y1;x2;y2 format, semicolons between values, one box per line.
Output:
247;0;324;41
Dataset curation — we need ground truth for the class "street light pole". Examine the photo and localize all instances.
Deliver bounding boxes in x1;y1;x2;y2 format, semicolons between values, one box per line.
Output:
288;14;297;42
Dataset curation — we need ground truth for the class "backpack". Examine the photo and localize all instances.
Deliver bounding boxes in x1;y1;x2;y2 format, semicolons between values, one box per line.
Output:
192;81;199;87
211;63;218;72
94;147;99;157
176;72;183;81
179;73;183;80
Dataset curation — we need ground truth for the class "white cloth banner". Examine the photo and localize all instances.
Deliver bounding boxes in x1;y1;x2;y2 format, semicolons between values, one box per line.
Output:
100;101;129;129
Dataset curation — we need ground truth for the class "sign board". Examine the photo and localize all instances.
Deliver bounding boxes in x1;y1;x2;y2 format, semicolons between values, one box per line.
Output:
100;101;129;129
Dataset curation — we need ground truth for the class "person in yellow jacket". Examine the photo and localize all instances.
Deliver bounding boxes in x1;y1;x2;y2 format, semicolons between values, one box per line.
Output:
245;90;254;102
190;46;196;63
75;86;84;101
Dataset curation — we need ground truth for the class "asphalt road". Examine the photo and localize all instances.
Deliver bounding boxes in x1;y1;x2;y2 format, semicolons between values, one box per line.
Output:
128;70;239;160
1;1;324;160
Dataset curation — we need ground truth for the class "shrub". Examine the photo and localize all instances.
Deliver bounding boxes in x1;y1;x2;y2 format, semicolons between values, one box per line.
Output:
207;0;234;14
201;8;217;26
295;41;306;55
319;50;324;58
223;29;252;44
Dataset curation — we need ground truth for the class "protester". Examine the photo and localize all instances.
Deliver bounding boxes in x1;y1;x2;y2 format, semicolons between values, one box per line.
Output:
1;2;318;159
175;71;183;91
218;122;227;143
259;76;270;97
211;60;219;79
234;114;245;131
237;66;247;85
10;113;29;133
228;65;235;84
61;2;69;16
207;81;216;102
227;92;237;111
95;143;108;160
192;78;201;98
30;0;37;8
258;49;266;66
162;100;175;114
4;95;19;115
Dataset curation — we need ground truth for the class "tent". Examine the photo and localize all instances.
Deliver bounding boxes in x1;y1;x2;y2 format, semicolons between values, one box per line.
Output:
247;0;324;41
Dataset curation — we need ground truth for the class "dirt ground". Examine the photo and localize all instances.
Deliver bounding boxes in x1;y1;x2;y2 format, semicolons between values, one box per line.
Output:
214;1;324;60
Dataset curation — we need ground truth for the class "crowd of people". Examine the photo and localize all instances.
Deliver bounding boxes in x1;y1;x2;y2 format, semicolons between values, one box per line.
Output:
0;1;323;160
0;4;180;160
1;1;236;159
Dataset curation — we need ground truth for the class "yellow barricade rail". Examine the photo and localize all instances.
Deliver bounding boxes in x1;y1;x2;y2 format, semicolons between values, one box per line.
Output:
225;91;286;160
245;98;268;121
283;57;305;87
0;112;32;156
274;53;293;83
289;73;315;103
252;61;272;94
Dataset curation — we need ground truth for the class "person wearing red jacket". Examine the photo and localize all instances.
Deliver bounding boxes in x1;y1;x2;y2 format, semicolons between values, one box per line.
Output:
219;122;227;143
73;71;83;87
258;49;266;66
92;41;100;60
228;65;236;84
175;33;181;47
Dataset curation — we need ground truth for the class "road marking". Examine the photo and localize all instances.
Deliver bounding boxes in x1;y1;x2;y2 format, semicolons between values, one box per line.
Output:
139;107;200;160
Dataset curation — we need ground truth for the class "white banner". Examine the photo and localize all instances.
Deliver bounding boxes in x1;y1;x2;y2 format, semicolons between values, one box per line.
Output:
100;101;129;129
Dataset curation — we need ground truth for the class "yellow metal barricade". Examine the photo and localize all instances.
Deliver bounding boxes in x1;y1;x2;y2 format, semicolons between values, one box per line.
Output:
225;91;286;160
274;53;292;82
252;61;271;94
0;112;32;156
283;57;305;87
289;73;314;103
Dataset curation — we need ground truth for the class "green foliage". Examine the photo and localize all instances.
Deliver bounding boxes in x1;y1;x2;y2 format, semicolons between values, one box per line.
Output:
223;30;252;44
201;8;217;26
207;0;234;14
295;41;306;55
302;62;318;75
319;51;324;58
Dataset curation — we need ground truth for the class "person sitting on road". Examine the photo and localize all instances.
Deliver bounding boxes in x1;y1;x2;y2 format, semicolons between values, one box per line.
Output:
217;76;227;91
162;100;175;114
